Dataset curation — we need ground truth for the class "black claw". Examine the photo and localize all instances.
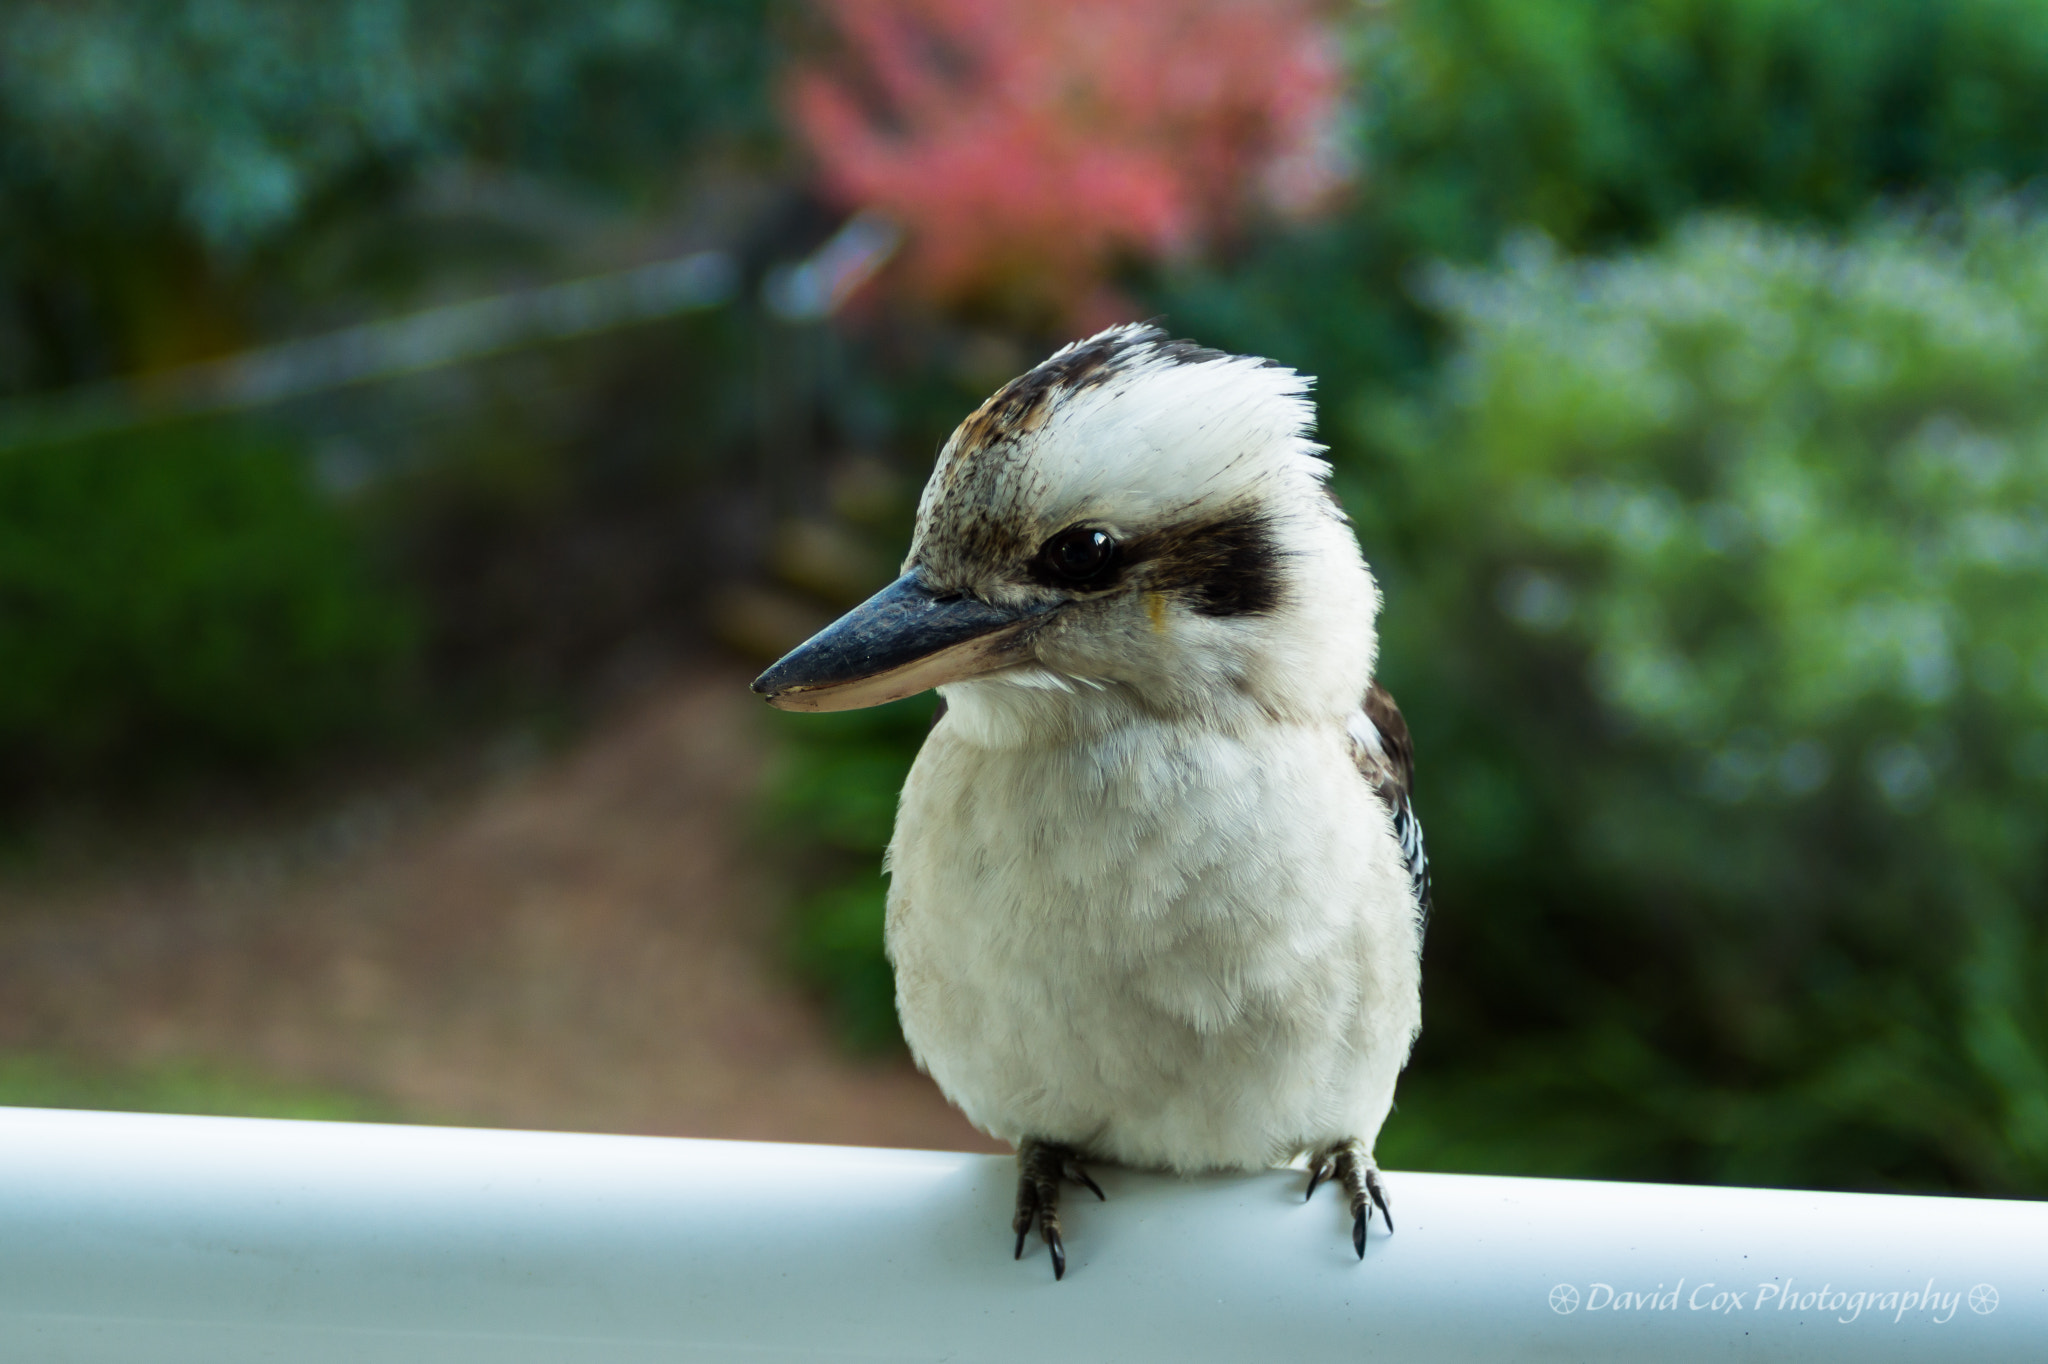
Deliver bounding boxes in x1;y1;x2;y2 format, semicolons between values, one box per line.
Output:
1353;1210;1368;1259
1072;1166;1106;1202
1015;1139;1097;1281
1367;1174;1394;1234
1305;1163;1327;1203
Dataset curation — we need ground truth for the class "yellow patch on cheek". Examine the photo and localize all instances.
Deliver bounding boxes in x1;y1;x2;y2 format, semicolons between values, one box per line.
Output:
1145;591;1169;634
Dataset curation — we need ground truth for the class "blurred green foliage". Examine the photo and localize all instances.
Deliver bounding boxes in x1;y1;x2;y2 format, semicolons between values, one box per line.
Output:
0;0;775;804
0;0;768;251
0;0;771;383
1364;206;2048;1193
1172;0;2048;383
0;420;414;794
1364;0;2048;250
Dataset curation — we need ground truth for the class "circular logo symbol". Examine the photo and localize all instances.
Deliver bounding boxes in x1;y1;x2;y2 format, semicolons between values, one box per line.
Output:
1969;1284;1999;1315
1550;1284;1581;1315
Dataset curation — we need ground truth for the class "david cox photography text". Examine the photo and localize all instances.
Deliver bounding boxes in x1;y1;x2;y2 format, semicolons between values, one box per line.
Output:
1547;1279;1998;1324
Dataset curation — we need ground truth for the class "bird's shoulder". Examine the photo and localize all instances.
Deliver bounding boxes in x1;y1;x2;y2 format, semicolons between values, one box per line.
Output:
1349;683;1431;934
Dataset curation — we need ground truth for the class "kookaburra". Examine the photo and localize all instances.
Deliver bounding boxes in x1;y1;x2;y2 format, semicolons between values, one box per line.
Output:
753;324;1429;1279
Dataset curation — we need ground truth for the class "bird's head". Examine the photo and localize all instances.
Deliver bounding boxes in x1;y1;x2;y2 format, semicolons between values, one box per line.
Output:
752;324;1379;735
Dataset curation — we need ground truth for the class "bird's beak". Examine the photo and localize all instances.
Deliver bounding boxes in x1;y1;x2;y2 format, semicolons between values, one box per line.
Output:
751;572;1046;712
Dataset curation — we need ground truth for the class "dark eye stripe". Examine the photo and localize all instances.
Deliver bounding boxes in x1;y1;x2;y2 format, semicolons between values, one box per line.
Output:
1126;508;1283;618
1015;507;1282;614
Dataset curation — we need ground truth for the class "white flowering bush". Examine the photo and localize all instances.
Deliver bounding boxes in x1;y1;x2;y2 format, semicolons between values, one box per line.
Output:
1363;205;2048;1192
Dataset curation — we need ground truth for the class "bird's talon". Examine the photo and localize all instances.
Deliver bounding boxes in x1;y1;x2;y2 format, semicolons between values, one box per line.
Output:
1311;1138;1391;1260
1015;1138;1096;1281
1304;1160;1328;1203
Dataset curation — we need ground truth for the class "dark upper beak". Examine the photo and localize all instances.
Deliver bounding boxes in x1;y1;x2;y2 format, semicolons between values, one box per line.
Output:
750;572;1047;712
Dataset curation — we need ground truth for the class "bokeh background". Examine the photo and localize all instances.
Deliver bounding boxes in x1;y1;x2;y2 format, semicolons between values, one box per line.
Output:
5;0;2048;1195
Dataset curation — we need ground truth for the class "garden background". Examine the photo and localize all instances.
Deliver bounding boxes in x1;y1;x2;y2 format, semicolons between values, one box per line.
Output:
5;0;2048;1195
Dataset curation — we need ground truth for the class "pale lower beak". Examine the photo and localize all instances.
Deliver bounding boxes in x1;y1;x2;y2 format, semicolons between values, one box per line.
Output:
750;573;1047;712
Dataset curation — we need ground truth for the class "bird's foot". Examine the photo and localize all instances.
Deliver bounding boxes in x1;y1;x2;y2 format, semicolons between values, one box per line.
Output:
1012;1137;1105;1281
1306;1139;1392;1258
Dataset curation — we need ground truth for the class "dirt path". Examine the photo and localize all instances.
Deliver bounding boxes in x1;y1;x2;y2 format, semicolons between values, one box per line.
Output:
0;667;1001;1153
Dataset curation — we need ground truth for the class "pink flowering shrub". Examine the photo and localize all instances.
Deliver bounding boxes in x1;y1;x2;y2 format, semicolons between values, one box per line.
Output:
789;0;1348;328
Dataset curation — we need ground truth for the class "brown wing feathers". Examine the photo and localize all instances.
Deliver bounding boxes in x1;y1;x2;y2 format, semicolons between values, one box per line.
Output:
1357;682;1432;932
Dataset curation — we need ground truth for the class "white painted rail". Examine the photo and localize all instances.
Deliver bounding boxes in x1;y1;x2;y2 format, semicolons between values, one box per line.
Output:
0;1106;2041;1362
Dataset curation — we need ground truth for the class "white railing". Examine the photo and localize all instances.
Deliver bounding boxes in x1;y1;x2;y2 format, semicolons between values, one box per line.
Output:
0;1105;2040;1362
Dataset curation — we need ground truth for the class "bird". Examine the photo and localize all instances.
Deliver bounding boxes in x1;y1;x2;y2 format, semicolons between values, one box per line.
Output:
752;322;1429;1279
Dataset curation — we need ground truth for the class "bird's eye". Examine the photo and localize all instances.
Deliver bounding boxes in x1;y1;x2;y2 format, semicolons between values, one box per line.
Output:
1040;526;1116;583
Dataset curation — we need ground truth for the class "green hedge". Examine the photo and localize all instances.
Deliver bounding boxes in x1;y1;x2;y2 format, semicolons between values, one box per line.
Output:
1365;0;2048;250
0;422;415;793
1368;203;2048;1192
